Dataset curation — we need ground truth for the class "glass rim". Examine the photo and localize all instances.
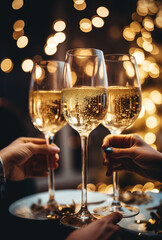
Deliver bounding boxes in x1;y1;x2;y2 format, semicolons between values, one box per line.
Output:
66;48;104;57
104;53;136;62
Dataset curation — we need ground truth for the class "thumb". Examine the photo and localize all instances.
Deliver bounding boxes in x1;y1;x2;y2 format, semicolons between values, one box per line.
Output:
104;212;123;224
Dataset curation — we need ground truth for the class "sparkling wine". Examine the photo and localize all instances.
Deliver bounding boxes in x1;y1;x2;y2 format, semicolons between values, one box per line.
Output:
103;86;141;132
29;90;66;134
62;86;108;135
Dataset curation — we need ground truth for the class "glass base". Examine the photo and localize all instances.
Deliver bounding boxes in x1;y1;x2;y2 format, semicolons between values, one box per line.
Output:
31;200;75;220
93;202;139;218
60;209;97;228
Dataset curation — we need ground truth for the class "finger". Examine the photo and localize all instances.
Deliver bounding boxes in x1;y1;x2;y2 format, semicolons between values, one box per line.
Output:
102;134;133;149
19;137;47;145
103;146;134;160
55;153;59;162
26;143;60;156
104;212;123;224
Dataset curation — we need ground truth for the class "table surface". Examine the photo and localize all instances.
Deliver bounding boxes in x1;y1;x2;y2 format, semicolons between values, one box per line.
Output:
8;189;162;239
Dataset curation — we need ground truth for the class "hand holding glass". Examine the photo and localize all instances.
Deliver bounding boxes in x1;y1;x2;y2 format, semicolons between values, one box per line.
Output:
29;60;66;219
94;54;142;217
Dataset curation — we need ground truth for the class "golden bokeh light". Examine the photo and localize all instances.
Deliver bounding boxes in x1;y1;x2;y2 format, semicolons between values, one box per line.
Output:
44;44;57;56
136;4;148;17
71;71;77;86
155;11;162;28
16;35;28;48
12;0;24;10
84;61;94;77
146;115;159;129
54;32;66;43
142;41;153;52
53;20;66;32
21;59;33;72
91;16;104;28
143;97;156;114
123;61;135;77
150;90;162;104
47;35;59;47
79;18;92;32
130;21;141;32
73;0;84;3
148;2;158;15
12;29;24;40
96;6;109;18
148;63;160;78
35;65;45;81
1;58;13;73
144;132;156;145
138;66;148;84
132;49;145;65
142;17;154;31
13;20;25;31
123;27;135;41
47;61;58;73
142;60;152;72
74;1;86;11
80;25;92;33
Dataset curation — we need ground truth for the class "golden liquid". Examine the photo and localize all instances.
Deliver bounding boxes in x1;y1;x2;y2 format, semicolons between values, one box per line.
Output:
103;86;141;133
62;86;108;135
29;90;66;134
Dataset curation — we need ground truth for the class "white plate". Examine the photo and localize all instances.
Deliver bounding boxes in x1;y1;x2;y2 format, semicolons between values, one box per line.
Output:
9;189;108;220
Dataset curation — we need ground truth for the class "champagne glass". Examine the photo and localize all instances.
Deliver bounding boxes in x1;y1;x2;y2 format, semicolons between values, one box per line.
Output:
60;48;108;228
94;54;142;218
29;60;66;219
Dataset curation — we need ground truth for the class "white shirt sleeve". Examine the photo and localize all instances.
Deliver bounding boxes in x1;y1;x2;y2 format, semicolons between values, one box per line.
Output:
0;157;6;200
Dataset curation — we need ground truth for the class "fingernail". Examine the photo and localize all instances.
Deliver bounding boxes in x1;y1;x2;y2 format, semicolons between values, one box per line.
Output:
104;147;113;154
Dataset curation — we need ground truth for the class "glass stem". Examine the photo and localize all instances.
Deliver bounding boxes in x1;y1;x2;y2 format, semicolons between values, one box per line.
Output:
111;132;121;206
45;133;55;202
112;171;120;203
80;135;88;212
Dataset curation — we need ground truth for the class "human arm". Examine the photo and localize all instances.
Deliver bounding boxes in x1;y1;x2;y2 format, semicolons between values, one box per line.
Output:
0;137;60;181
102;134;162;182
66;212;122;240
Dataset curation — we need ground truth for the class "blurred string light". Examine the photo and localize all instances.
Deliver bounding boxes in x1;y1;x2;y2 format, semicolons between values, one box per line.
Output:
12;18;28;49
44;19;66;56
17;35;28;48
79;18;92;32
73;0;86;11
12;19;25;41
12;0;24;10
78;4;109;32
130;88;162;150
21;59;33;72
123;0;162;86
0;58;13;73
